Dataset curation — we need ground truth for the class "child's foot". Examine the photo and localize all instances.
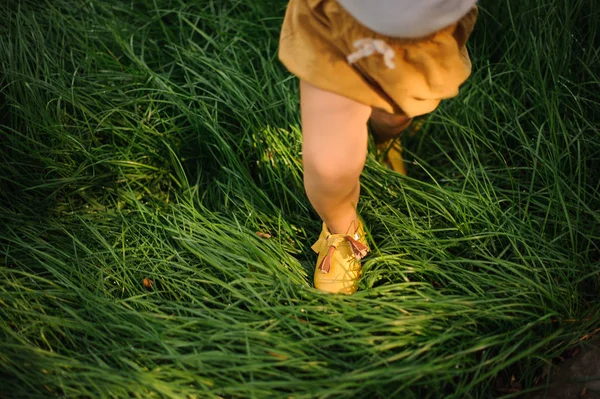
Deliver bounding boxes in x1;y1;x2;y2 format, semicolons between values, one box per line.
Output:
374;118;425;175
376;138;406;175
311;220;369;294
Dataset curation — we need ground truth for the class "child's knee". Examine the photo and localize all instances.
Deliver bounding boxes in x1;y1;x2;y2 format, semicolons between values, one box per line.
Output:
303;154;362;191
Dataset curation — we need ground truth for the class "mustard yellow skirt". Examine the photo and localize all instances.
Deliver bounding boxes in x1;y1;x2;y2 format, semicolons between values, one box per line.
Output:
279;0;478;117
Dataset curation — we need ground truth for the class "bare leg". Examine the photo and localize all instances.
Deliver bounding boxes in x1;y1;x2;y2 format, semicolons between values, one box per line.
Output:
370;108;413;175
369;107;412;144
300;80;371;234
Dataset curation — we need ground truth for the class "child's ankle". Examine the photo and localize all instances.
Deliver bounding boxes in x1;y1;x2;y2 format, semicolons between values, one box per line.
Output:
325;216;362;235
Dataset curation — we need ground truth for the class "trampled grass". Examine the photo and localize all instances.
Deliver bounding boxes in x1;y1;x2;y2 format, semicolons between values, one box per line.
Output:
1;0;599;397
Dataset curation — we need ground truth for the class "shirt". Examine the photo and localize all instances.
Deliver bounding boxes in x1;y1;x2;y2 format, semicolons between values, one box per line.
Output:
337;0;477;38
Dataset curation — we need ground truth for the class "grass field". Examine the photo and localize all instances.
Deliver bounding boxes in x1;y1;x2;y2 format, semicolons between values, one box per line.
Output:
1;0;599;397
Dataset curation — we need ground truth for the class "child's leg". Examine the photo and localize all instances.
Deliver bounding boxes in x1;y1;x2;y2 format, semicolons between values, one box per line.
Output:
369;107;412;144
300;80;371;234
369;108;414;175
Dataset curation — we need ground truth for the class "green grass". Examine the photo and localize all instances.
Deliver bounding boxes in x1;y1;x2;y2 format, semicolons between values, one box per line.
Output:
1;0;599;397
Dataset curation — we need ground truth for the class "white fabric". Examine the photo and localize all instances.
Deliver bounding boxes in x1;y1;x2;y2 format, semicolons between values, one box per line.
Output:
347;39;396;69
337;0;476;38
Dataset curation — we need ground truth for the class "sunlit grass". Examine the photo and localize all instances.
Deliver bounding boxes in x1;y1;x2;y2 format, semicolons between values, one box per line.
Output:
1;0;599;397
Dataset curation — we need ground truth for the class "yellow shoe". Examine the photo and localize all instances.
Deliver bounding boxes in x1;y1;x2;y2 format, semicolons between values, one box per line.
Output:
376;138;406;175
374;117;424;175
311;221;370;295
